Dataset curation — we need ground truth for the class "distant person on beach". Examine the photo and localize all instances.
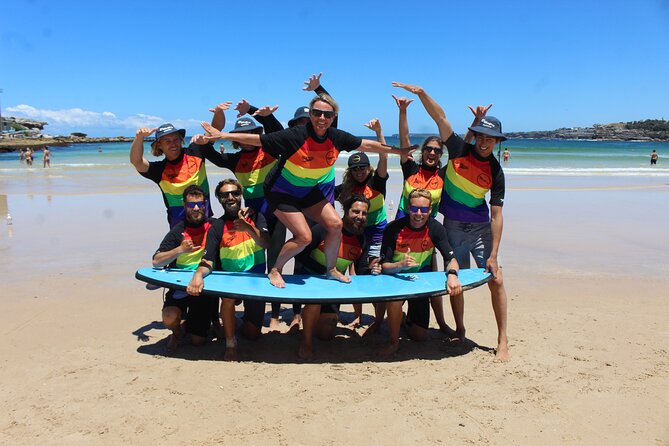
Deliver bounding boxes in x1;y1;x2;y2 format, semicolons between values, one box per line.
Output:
377;188;462;357
297;194;380;359
200;93;413;290
25;148;33;167
187;179;269;361
19;148;25;163
98;146;102;153
503;148;510;163
130;121;228;228
393;81;510;362
152;185;217;352
43;147;50;168
334;119;389;329
650;149;658;165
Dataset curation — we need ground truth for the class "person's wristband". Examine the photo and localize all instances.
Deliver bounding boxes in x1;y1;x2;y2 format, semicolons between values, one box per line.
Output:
447;269;458;277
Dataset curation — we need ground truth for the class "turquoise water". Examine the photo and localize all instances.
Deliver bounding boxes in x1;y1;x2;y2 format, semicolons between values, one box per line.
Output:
1;137;668;196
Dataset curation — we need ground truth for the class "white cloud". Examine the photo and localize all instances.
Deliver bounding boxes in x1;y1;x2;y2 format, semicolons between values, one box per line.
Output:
4;104;206;135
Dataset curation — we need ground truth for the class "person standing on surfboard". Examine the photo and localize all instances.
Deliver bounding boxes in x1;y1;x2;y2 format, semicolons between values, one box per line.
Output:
199;93;414;290
378;188;462;357
296;194;381;359
152;185;218;352
187;179;270;361
393;82;510;362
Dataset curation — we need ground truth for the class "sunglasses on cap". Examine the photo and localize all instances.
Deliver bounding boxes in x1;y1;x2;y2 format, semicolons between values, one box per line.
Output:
423;146;443;155
218;190;242;199
310;108;336;119
185;201;207;209
409;205;430;214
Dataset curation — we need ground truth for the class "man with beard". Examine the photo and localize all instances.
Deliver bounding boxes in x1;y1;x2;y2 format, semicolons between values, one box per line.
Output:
152;185;217;352
187;179;270;361
393;82;510;362
296;194;381;359
378;189;462;357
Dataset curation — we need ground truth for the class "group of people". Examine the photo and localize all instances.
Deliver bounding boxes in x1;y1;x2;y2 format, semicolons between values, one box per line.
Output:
18;146;50;167
131;74;509;362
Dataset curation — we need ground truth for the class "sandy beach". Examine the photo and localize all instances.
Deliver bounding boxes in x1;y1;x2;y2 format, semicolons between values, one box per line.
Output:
0;168;668;445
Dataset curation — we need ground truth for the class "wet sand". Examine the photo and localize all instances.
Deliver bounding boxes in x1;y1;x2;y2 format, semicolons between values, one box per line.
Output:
0;174;668;444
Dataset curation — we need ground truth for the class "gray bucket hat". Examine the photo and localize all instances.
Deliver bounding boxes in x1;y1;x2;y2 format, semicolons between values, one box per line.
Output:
468;116;507;141
230;117;264;133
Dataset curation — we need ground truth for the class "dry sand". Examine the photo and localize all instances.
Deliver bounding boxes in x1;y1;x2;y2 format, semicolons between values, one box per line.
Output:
0;175;668;445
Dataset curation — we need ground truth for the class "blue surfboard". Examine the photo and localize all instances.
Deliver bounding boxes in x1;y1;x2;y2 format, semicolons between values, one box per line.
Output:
135;268;492;304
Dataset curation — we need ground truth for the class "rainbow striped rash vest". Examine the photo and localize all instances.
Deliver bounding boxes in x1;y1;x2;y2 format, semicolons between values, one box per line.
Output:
380;217;454;273
141;144;217;228
260;123;362;205
396;159;445;219
154;219;214;270
203;214;268;273
439;134;505;223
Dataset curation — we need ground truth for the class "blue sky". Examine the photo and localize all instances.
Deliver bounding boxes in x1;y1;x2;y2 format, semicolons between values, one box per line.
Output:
2;0;668;137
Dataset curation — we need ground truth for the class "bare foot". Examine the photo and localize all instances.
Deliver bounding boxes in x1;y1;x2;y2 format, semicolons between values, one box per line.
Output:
165;325;182;352
376;341;399;357
449;328;466;343
297;341;313;359
493;339;510;362
269;317;281;333
223;347;238;362
327;268;351;283
437;320;457;338
362;320;381;337
268;268;285;288
165;333;179;352
287;314;302;334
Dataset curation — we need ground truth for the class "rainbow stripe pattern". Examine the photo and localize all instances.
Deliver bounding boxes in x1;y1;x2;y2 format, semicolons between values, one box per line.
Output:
307;232;364;274
217;219;266;273
440;154;493;222
396;167;444;219
269;138;339;200
234;148;276;212
390;226;435;273
175;222;212;270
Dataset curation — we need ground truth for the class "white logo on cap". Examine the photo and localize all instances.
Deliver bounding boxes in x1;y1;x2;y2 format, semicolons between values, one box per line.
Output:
480;118;495;129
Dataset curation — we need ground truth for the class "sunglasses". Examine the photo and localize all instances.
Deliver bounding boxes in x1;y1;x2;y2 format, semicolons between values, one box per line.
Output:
310;108;336;119
409;205;431;214
423;146;443;155
185;201;207;209
218;190;242;199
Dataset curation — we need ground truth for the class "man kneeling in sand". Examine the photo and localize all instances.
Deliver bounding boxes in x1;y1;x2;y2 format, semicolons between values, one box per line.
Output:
297;194;381;359
187;179;270;361
378;189;462;357
152;185;218;351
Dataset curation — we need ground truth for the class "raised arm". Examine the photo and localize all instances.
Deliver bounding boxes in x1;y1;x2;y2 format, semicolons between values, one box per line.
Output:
210;101;232;131
200;122;261;146
392;95;414;163
464;104;492;143
392;82;453;141
363;118;388;178
129;127;156;173
358;139;416;159
303;72;338;128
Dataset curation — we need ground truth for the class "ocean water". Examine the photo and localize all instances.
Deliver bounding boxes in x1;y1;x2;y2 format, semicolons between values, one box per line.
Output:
1;137;668;197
